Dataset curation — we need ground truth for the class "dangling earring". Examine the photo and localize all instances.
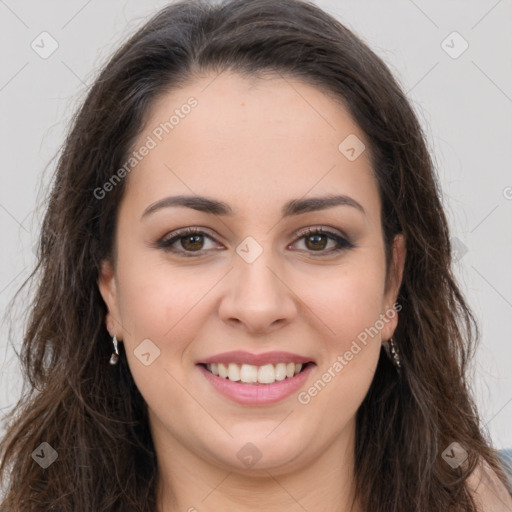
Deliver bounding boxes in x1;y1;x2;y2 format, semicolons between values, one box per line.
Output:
388;336;401;371
109;334;120;365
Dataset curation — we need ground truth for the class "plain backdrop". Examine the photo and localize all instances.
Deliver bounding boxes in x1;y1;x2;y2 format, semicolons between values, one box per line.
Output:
1;0;511;448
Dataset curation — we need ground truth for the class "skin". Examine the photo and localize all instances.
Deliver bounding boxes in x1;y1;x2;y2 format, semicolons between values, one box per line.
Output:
467;461;512;512
98;72;406;512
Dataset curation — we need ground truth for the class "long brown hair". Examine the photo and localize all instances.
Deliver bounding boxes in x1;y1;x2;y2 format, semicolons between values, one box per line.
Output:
1;1;509;510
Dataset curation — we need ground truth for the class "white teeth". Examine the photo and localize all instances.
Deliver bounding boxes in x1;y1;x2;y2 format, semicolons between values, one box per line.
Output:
275;363;287;381
258;364;275;384
218;363;228;379
227;363;241;381
205;361;305;384
240;364;258;383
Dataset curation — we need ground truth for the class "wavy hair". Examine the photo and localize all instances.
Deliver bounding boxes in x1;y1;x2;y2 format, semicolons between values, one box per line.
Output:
1;0;509;510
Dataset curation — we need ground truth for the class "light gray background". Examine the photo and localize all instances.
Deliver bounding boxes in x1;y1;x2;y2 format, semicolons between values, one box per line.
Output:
1;0;511;448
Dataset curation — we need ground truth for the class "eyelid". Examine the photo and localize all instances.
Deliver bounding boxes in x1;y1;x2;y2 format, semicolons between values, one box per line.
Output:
159;226;217;244
293;224;349;241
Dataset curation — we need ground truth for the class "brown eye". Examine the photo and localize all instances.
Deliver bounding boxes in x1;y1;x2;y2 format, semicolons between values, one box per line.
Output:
292;227;354;255
157;228;220;257
180;233;205;251
304;232;329;251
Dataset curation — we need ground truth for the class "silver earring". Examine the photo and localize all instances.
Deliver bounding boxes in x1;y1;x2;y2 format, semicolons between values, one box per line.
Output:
388;336;401;371
109;335;120;365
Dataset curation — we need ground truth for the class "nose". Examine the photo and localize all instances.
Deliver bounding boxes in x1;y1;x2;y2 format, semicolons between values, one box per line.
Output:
218;247;298;336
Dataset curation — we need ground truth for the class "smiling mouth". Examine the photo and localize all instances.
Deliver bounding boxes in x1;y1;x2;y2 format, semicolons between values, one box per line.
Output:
199;361;313;385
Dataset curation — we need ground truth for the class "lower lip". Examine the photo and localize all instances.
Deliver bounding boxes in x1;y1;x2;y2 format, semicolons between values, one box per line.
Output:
198;363;315;405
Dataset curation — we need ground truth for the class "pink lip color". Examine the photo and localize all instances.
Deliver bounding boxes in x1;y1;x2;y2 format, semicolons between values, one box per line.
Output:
198;350;312;366
198;363;314;405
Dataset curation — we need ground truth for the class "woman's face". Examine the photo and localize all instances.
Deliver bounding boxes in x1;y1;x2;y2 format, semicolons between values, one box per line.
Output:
99;72;405;476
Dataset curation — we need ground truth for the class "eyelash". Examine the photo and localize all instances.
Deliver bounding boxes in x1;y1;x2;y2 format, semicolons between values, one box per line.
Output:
155;226;354;258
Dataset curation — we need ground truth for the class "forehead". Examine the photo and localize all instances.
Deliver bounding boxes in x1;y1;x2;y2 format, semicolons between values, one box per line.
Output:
122;72;380;221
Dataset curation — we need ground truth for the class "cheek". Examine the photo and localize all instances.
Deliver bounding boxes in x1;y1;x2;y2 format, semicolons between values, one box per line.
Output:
114;252;232;390
116;262;201;343
297;252;385;399
302;255;386;345
297;268;384;415
114;261;201;410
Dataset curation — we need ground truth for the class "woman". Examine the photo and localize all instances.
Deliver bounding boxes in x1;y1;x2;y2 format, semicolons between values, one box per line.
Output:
1;0;511;510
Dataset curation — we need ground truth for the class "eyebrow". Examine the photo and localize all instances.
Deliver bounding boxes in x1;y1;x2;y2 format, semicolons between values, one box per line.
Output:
141;193;366;220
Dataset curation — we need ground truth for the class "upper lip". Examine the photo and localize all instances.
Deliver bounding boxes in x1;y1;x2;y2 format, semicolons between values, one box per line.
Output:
197;351;314;366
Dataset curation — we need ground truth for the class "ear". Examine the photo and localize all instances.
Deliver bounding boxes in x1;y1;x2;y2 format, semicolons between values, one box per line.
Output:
381;234;406;341
97;259;122;339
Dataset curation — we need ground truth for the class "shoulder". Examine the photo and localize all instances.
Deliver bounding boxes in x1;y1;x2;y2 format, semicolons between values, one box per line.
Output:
466;457;512;512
